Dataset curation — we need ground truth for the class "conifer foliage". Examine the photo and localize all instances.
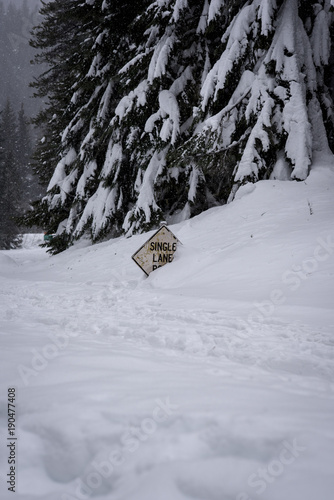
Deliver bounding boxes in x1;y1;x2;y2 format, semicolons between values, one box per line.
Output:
23;0;334;253
0;101;22;248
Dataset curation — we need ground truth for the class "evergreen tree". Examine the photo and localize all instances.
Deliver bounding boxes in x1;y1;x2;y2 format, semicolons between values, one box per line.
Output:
17;104;32;175
0;100;22;249
17;103;41;210
20;0;105;244
187;0;334;199
23;0;334;253
22;0;150;251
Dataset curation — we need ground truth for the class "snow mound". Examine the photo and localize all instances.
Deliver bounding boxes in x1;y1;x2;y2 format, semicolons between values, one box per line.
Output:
0;253;18;269
234;182;256;200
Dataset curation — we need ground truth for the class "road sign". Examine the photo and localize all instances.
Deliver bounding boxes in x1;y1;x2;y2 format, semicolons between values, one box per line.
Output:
132;225;181;276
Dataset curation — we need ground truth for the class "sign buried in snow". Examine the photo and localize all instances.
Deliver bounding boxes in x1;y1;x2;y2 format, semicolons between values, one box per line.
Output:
132;225;181;276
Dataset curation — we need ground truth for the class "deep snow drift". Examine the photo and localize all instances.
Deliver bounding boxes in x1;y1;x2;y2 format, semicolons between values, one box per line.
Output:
0;154;334;500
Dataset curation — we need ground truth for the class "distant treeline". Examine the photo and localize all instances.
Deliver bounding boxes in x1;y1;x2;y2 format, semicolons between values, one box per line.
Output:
0;0;45;119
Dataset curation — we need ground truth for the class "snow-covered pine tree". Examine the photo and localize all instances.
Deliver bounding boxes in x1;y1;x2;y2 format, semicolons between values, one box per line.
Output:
0;100;22;249
23;0;150;252
24;0;334;252
74;0;211;240
51;0;151;247
22;0;106;246
31;0;215;251
181;0;334;200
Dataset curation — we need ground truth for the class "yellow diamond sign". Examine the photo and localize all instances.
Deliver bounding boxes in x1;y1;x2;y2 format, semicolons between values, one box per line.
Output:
132;225;181;276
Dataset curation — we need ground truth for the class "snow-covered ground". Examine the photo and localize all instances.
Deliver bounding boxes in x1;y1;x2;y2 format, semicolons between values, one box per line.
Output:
1;154;334;500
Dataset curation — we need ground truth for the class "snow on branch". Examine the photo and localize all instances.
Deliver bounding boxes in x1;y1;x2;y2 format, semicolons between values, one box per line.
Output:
123;151;166;236
115;81;148;121
158;90;180;144
76;160;97;198
283;81;312;180
258;0;277;37
208;0;225;24
310;8;331;67
197;0;209;33
234;96;275;182
47;148;77;193
148;32;177;83
172;0;188;23
201;3;255;109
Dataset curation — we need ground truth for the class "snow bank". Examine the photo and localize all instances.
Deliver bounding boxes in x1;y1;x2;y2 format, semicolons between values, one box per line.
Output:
1;155;334;500
0;253;18;269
